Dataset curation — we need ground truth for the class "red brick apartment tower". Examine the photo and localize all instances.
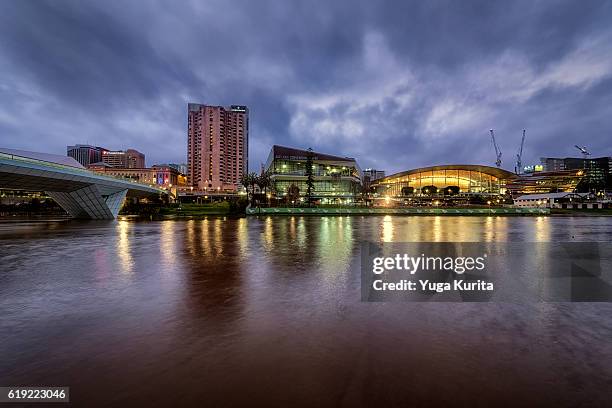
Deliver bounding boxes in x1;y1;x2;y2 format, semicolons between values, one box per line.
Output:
187;104;248;192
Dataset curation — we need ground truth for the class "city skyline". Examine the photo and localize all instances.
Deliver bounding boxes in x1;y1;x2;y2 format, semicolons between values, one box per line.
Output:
1;1;612;174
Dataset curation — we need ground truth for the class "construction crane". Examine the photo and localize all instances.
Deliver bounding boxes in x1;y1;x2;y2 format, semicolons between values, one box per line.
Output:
489;129;502;168
515;129;525;174
574;145;591;159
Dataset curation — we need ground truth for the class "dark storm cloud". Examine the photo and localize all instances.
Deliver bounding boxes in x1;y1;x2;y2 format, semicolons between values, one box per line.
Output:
0;0;611;172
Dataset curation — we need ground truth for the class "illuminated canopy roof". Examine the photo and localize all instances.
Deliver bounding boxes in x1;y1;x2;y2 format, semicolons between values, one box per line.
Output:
377;165;517;183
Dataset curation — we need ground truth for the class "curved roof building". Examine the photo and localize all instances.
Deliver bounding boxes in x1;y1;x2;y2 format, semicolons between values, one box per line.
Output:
373;165;517;196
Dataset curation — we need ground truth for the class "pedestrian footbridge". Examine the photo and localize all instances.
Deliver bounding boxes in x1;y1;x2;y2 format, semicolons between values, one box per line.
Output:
0;148;165;219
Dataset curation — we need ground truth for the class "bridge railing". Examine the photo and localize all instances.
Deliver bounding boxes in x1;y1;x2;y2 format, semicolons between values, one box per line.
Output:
0;151;166;193
1;151;94;174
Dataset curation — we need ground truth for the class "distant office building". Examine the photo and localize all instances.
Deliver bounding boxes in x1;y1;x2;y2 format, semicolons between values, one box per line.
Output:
521;164;544;174
265;145;362;204
67;144;107;167
167;163;188;176
541;156;612;191
88;163;179;187
102;149;145;168
363;168;385;181
540;158;566;172
187;103;248;191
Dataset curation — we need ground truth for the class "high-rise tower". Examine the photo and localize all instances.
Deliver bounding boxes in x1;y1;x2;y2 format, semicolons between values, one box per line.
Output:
187;104;248;191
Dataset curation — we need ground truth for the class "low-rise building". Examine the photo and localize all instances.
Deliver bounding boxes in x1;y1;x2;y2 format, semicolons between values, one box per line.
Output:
87;163;179;187
513;192;601;208
505;169;585;196
155;163;188;186
264;145;362;204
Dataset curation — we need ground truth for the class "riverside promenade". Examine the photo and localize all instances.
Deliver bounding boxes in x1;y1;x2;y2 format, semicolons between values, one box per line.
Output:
246;207;550;216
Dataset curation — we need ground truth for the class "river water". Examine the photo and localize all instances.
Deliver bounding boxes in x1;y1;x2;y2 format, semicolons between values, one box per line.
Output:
1;216;612;407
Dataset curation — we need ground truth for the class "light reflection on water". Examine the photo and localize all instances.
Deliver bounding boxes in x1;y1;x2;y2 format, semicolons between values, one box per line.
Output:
1;216;612;407
159;219;177;269
382;214;393;241
116;220;133;276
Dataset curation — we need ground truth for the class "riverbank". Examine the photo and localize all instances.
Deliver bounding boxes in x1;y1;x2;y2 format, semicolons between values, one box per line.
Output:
550;208;612;216
9;204;612;220
246;207;550;216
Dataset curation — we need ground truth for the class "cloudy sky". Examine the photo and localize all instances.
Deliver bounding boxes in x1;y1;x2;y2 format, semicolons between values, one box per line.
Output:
1;0;611;174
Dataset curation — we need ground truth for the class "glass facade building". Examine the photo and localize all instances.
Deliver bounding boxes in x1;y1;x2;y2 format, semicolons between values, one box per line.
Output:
540;156;612;192
265;146;362;203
